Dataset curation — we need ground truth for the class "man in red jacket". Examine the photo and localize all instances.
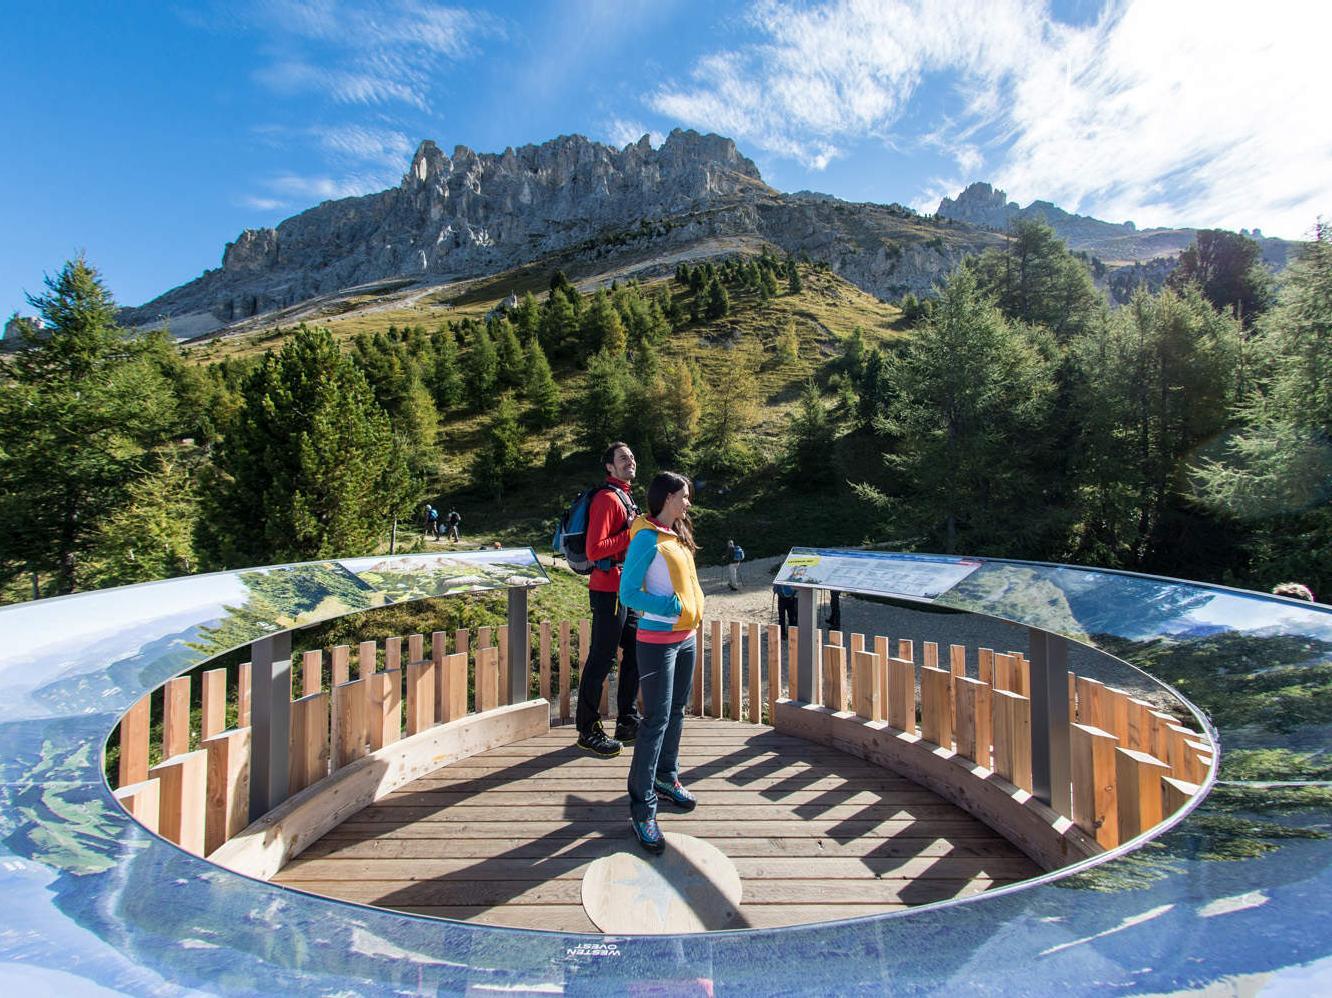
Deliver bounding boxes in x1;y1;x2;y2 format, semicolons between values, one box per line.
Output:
575;441;642;757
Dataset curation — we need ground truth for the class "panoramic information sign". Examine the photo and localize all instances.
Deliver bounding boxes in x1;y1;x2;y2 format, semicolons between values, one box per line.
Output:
774;547;983;601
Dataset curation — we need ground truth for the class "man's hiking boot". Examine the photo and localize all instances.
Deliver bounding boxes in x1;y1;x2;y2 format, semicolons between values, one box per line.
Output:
576;722;622;758
631;815;666;854
613;717;639;745
654;776;697;811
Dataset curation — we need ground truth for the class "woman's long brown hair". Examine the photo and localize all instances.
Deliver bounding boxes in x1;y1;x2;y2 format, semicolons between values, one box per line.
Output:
646;471;697;552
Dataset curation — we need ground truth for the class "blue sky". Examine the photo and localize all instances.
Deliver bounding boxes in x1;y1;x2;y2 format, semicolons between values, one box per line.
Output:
5;0;1329;317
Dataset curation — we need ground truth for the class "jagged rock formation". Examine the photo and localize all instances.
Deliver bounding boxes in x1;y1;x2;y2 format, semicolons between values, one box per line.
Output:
124;131;1002;334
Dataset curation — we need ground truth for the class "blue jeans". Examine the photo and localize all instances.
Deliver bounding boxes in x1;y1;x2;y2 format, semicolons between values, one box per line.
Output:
628;635;696;822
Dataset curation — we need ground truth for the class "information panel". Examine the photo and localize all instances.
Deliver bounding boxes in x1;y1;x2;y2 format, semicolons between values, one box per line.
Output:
774;547;982;601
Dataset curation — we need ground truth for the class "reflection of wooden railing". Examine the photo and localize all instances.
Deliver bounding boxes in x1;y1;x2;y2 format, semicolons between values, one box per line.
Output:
110;614;1212;870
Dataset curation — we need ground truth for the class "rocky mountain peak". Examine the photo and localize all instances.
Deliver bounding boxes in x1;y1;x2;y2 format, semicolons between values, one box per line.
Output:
936;182;1018;229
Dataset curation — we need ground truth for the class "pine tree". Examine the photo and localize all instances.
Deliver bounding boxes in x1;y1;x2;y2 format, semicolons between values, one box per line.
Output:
787;258;803;294
785;380;837;485
492;317;525;388
89;446;200;587
706;279;730;321
513;292;542;343
582;288;627;356
473;394;525;503
580;348;633;451
540;290;578;357
524;337;560;426
427;325;463;409
463;322;499;408
775;316;800;364
202;324;414;566
760;266;780;299
697;349;759;474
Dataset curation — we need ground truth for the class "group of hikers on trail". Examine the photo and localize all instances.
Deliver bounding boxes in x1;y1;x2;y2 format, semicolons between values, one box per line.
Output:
422;503;461;542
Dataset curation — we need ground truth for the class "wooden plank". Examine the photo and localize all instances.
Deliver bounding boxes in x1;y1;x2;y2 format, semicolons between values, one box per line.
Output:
1167;724;1205;782
729;620;743;721
201;668;227;740
1070;723;1119;849
992;653;1015;694
558;621;571;722
766;623;781;720
1105;687;1132;745
691;620;705;715
238;662;252;726
539;622;552;702
476;646;500;713
302;650;323;698
810;627;823;705
852;650;881;721
822;643;847;712
849;632;865;657
162;675;191;759
787;626;799;703
709;619;723;718
385;636;402;672
949;644;967;679
977;647;994;686
1077;675;1107;732
874;636;890;722
288;691;330;794
1126;697;1154;753
113;777;160;834
920;667;953;749
430;631;448;723
1068;670;1077;723
1149;710;1175;762
923;641;939;669
204;728;251;855
887;656;916;733
827;629;844;648
953;676;981;763
117;694;151;787
442;652;468;721
1162;776;1200;816
478;625;493;651
406;661;435;736
1014;654;1030;696
748;622;762;723
358;640;378;679
498;627;510;706
368;670;402;751
409;633;425;665
897;638;914;664
332;679;368;770
149;750;207;855
452;630;468;664
990;690;1032;791
328;645;348;687
1115;747;1170;842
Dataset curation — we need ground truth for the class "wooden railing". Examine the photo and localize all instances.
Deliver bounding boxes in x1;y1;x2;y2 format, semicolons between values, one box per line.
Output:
109;614;1211;868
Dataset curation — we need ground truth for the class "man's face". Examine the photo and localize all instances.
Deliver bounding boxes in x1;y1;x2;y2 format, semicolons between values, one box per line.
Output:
608;446;636;482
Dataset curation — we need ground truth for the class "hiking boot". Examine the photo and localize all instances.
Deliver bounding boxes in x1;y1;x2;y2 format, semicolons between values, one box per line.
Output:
631;815;666;854
654;776;697;811
613;717;639;745
576;722;622;758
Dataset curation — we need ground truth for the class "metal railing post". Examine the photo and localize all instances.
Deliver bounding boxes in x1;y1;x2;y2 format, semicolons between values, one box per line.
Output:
249;631;292;821
796;588;816;703
1028;627;1071;815
507;586;531;705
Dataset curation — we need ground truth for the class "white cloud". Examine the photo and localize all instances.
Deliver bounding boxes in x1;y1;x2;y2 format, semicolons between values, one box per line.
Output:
310;124;414;164
604;119;664;150
239;195;289;211
649;0;1332;237
266;170;397;202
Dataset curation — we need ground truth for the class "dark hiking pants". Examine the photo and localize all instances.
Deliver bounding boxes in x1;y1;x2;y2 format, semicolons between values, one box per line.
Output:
576;589;641;733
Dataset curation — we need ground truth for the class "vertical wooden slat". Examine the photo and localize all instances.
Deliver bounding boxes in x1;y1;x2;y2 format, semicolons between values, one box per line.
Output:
476;646;500;713
992;653;1013;693
442;652;468;721
201;668;227;740
1149;710;1175;762
478;625;493;650
499;626;510;706
786;626;800;703
709;619;723;718
204;728;251;855
1126;697;1154;753
827;629;844;647
853;650;881;721
747;622;761;723
897;639;914;664
237;662;252;726
162;676;192;758
1162;776;1200;816
691;620;705;715
1183;739;1213;784
766;623;781;720
729;621;743;721
873;636;890;722
330;645;350;687
288;691;330;794
954;676;982;763
810;627;824;705
920;667;953;748
949;644;967;678
385;636;402;672
406;661;435;736
408;633;425;666
368;670;402;750
301;650;323;698
113;778;160;834
1115;747;1170;842
977;648;994;686
539;622;552;702
558;621;571;722
332;679;367;769
887;656;915;733
991;690;1032;791
923;641;939;669
118;694;151;787
1106;688;1132;745
149;750;207;855
430;631;448;723
451;629;468;664
1167;724;1202;781
849;632;865;657
1013;653;1030;696
823;643;847;712
1071;723;1119;848
358;640;377;679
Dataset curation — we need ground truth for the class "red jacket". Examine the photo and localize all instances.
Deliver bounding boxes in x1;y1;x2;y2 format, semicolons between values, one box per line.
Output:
586;475;636;593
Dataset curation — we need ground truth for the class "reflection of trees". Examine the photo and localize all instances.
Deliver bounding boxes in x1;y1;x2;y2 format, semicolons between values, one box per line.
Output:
1100;631;1332;735
193;564;374;656
1055;571;1214;640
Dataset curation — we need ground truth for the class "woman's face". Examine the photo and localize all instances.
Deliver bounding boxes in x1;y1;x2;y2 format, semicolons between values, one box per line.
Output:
660;485;691;524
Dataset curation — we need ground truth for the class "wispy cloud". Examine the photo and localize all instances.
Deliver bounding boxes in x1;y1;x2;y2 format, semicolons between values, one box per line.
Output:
604;118;664;150
267;171;396;202
649;0;1332;237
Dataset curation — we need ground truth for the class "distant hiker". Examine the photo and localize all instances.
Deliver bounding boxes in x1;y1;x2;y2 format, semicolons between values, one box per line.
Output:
725;539;745;591
826;589;841;630
774;583;798;637
1273;582;1316;602
575;442;643;758
619;471;704;853
446;508;461;542
424;503;440;539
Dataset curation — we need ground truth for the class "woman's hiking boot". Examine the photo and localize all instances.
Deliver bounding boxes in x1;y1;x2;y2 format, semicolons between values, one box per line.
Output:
653;776;697;811
576;721;622;758
613;717;639;745
631;815;666;854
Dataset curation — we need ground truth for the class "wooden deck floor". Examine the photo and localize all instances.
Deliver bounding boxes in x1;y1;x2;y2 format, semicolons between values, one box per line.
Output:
275;718;1039;932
